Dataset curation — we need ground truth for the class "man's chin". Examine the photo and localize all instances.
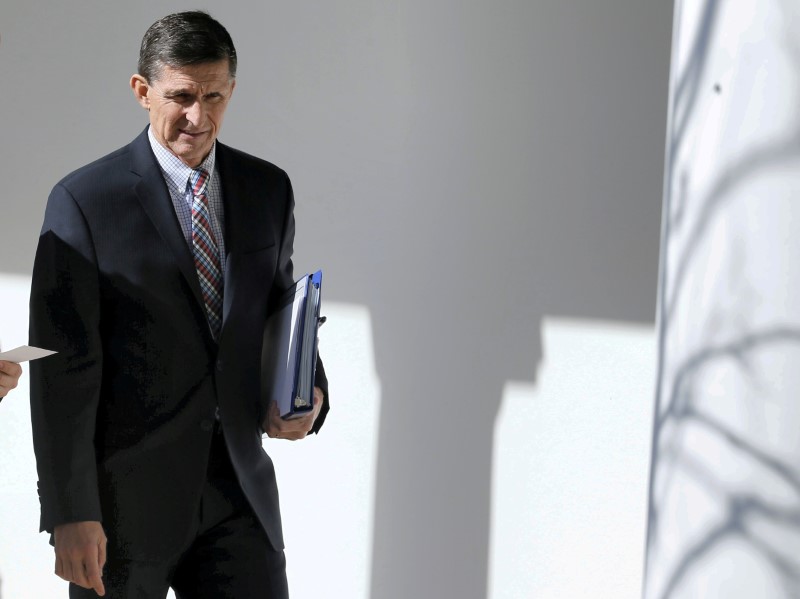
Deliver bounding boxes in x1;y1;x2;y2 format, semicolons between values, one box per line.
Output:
170;143;209;168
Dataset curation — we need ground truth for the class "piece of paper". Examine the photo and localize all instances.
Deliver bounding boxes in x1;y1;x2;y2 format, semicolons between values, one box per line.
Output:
0;345;57;363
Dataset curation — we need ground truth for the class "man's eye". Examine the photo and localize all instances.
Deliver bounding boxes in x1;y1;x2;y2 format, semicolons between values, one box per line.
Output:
206;95;224;104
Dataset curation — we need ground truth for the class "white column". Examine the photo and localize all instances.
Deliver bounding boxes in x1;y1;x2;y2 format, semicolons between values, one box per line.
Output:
644;1;800;597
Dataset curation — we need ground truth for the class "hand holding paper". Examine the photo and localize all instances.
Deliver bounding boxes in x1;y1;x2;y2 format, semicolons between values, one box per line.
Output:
0;345;55;400
0;360;23;399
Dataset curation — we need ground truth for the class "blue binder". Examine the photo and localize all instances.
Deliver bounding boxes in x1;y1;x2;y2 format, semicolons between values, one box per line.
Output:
261;270;324;419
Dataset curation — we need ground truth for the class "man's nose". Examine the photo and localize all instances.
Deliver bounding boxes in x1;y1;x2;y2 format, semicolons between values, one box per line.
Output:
185;101;205;125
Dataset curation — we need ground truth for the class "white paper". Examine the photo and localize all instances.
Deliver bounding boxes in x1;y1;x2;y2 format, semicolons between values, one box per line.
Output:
0;345;57;363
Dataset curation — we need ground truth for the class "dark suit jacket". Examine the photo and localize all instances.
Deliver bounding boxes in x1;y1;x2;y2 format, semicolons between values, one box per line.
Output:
29;128;329;560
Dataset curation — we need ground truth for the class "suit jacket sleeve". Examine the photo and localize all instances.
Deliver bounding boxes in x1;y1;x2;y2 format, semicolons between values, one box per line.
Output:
29;184;104;533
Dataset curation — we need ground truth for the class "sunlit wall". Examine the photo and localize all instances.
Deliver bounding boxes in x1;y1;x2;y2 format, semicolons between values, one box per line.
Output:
490;319;655;599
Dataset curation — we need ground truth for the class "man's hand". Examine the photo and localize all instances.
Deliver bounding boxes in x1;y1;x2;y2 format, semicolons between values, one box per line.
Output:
0;361;22;399
54;521;107;596
263;386;324;440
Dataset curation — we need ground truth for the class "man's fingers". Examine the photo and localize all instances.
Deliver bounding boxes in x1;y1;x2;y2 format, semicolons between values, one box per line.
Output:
53;521;107;590
266;396;321;440
0;364;21;396
276;416;312;435
85;552;106;596
59;558;74;584
66;547;104;592
1;361;23;377
98;535;107;570
69;554;91;589
55;556;64;580
270;429;306;441
0;375;18;392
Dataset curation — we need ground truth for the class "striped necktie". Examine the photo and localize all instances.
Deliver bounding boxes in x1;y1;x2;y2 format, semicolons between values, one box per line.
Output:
189;168;223;339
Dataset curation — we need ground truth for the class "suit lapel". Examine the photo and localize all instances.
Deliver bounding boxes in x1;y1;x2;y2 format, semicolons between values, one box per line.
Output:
127;130;209;329
218;144;243;329
216;143;278;341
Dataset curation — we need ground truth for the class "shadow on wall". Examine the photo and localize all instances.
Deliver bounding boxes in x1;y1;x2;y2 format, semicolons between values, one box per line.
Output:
277;3;671;597
645;0;800;596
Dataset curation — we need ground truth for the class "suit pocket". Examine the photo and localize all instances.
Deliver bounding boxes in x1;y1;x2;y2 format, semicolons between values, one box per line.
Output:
243;241;276;255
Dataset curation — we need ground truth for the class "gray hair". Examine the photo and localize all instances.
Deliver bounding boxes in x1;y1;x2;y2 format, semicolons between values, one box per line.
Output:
138;11;237;83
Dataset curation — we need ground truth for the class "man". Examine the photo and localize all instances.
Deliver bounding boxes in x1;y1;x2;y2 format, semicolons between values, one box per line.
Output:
29;11;328;598
0;361;22;400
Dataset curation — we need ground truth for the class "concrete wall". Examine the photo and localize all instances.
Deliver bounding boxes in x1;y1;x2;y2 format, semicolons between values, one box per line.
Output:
0;1;671;597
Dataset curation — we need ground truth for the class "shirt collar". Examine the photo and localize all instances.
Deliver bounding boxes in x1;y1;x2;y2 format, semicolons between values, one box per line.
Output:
147;126;217;193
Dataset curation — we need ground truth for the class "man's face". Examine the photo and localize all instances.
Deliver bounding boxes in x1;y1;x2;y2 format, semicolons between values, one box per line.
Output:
131;60;235;168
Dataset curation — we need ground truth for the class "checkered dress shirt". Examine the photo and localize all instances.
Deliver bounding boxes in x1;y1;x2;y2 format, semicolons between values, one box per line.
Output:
147;127;227;273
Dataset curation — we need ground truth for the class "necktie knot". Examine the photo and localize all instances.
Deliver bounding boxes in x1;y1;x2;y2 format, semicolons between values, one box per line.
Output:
190;169;210;198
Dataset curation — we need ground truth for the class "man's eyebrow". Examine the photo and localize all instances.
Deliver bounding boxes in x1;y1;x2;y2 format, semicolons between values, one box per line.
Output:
162;87;193;96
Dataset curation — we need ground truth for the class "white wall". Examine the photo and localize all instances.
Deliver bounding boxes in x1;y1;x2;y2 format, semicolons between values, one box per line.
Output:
0;1;672;597
490;319;655;599
644;1;800;597
0;275;68;598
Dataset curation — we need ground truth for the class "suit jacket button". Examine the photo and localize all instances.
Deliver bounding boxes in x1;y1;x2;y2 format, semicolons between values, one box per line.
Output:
200;419;214;432
216;359;224;372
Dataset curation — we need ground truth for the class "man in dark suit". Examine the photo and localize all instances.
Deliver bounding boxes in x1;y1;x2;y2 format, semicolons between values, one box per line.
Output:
0;361;22;400
29;11;328;598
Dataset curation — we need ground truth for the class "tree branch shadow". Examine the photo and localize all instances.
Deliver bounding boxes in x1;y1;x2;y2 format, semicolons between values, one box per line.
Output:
646;2;800;595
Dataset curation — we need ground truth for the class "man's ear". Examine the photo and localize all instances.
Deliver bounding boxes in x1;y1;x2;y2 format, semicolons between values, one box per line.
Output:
130;74;150;110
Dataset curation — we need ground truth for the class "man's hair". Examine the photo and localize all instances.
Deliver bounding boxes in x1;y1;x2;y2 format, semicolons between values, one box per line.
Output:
138;11;237;83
